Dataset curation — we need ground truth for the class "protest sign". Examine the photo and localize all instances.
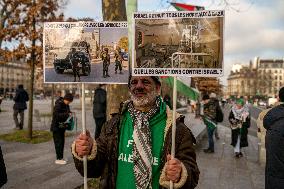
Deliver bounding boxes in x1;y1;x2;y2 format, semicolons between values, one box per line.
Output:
43;22;128;83
132;10;224;76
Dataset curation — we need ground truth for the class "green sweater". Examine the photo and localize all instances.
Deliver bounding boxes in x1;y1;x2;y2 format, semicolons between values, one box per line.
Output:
116;103;167;189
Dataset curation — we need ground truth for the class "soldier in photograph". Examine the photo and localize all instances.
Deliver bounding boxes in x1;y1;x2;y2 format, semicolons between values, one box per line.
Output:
114;48;123;74
101;48;110;78
67;48;81;82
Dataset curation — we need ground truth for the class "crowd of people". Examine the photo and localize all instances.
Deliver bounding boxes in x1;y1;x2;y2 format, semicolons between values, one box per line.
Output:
200;93;250;157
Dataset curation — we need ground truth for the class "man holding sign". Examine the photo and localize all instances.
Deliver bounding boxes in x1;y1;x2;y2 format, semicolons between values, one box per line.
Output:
72;76;199;189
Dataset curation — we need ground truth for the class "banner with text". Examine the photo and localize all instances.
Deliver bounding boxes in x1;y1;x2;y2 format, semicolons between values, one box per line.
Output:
43;22;128;83
132;10;224;76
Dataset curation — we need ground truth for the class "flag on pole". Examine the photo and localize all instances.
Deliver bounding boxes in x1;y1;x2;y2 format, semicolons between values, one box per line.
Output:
170;2;205;11
161;76;200;101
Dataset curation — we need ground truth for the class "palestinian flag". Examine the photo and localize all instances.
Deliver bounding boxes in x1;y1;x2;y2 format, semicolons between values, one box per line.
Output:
161;76;199;101
171;2;205;11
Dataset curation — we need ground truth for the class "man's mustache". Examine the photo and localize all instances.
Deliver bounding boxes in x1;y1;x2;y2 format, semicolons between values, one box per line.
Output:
133;88;146;94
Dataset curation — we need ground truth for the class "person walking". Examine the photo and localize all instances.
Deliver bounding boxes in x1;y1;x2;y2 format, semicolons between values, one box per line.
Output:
72;76;199;189
263;87;284;189
228;98;250;158
51;93;73;165
0;145;7;187
210;93;220;140
101;48;110;78
202;94;217;153
93;84;107;139
13;84;29;130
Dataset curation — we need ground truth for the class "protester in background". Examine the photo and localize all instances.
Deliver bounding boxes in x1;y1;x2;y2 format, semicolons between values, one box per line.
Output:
263;87;284;189
210;93;220;140
72;76;199;189
93;84;107;139
0;145;7;187
202;94;217;153
13;84;29;130
257;97;281;167
51;93;73;165
163;94;172;110
229;99;250;158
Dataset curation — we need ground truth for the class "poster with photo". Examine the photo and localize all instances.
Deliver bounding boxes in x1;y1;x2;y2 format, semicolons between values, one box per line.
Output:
44;22;128;83
132;10;224;76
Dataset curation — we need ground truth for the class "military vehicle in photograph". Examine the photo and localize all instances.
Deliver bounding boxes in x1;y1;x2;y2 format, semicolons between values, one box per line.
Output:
53;41;91;76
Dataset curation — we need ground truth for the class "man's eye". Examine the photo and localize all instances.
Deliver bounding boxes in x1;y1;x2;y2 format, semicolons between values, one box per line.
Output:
142;80;150;85
131;80;138;85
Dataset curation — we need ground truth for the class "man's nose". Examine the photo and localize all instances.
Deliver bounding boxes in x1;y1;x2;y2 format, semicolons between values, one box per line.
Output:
136;80;145;88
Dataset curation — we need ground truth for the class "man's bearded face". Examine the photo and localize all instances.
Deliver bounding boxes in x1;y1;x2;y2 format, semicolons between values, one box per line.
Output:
129;77;160;108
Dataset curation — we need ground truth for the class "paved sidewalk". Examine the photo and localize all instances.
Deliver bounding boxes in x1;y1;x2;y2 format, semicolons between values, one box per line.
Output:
196;125;265;189
0;99;96;189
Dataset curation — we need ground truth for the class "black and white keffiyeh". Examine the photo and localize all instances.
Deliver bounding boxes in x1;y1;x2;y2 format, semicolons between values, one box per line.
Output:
128;97;161;189
232;105;249;121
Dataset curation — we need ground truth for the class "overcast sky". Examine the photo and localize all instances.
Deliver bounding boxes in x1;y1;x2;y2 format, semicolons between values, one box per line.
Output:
64;0;284;85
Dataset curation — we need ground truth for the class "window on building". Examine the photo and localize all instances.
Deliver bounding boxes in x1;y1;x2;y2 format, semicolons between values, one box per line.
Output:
275;76;278;80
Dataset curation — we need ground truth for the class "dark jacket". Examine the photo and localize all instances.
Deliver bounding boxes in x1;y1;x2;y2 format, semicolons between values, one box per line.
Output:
13;88;29;110
203;99;217;121
0;145;7;187
229;110;250;147
263;104;284;189
73;107;199;189
93;87;106;119
50;97;70;132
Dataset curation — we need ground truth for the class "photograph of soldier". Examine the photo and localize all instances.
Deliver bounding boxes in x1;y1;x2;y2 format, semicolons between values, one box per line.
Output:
101;48;110;78
114;48;123;74
67;48;81;82
44;22;129;84
134;15;224;70
98;27;129;83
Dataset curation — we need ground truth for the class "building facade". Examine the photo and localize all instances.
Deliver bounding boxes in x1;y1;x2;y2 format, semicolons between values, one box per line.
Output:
0;60;45;97
256;58;284;97
0;61;30;97
227;57;284;97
